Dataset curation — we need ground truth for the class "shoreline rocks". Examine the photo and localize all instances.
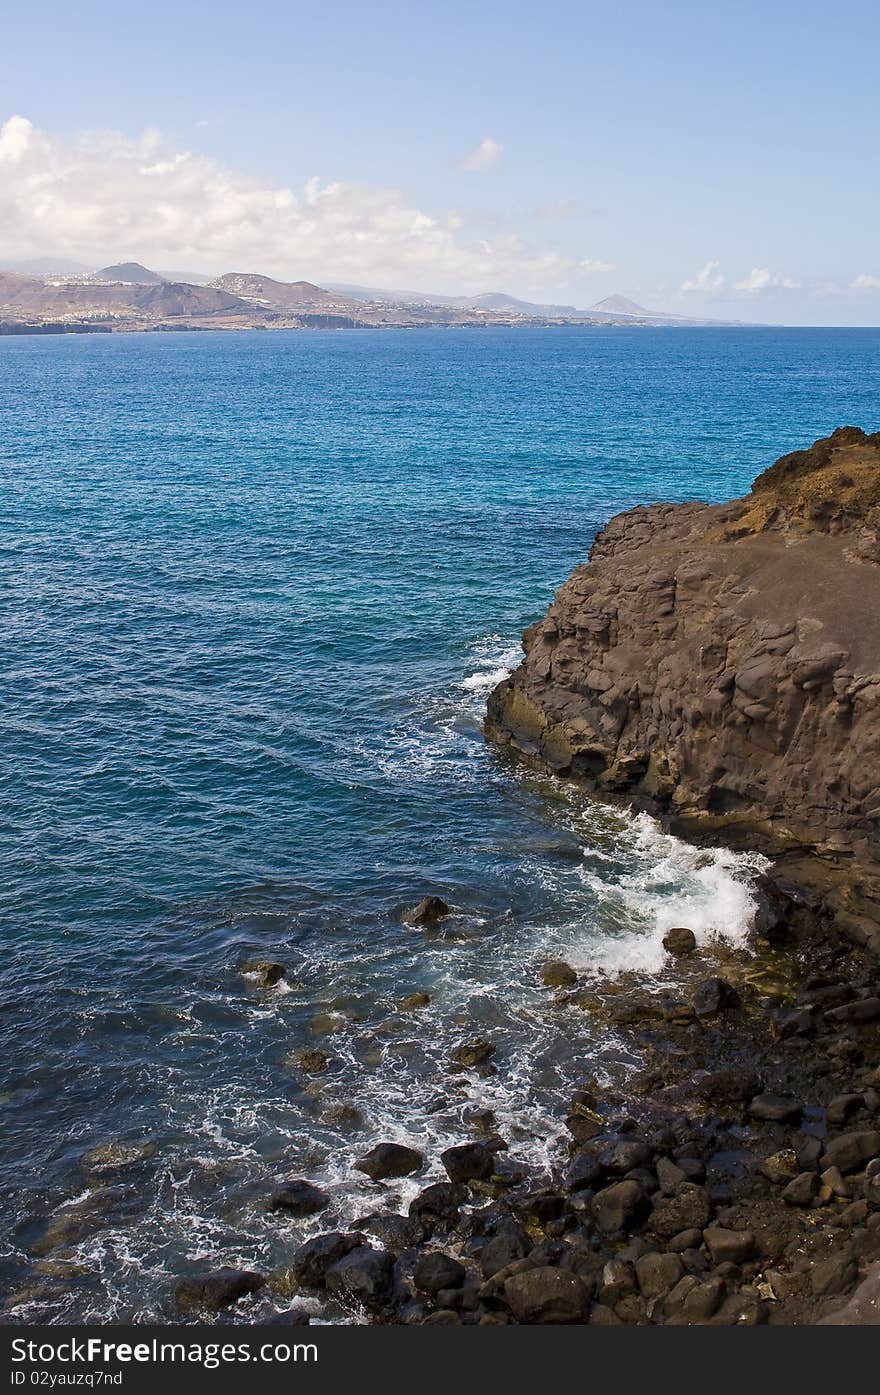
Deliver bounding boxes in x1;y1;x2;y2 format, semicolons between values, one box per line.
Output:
485;428;880;949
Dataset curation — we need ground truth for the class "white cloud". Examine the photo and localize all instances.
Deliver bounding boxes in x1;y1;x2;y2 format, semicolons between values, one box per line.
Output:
460;136;503;172
851;272;880;291
733;266;801;292
580;257;615;273
680;258;725;292
0;115;609;293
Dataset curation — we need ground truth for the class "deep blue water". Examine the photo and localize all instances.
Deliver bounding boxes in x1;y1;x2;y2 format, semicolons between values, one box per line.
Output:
1;325;878;1321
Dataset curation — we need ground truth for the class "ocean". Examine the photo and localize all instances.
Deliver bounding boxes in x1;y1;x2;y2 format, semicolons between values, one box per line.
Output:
1;324;878;1321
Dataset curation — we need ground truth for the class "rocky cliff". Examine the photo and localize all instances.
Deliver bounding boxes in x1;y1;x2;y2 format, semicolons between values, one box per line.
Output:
486;428;880;949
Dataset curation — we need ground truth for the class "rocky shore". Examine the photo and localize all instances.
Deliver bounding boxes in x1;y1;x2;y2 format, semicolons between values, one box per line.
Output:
162;430;880;1327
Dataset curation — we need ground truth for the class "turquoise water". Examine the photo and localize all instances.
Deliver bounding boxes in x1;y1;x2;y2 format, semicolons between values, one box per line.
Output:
1;325;878;1320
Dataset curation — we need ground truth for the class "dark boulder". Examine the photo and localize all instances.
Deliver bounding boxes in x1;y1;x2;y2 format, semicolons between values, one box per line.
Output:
241;960;286;987
325;1245;396;1309
823;1130;880;1173
662;927;697;958
478;1226;533;1279
748;1093;802;1124
703;1227;754;1264
449;1039;495;1070
403;896;451;927
355;1142;424;1182
175;1268;264;1313
290;1231;366;1289
540;960;578;988
268;1179;329;1217
693;978;741;1016
408;1182;468;1229
592;1179;650;1234
441;1142;495;1184
649;1185;711;1239
413;1251;466;1295
503;1267;592;1324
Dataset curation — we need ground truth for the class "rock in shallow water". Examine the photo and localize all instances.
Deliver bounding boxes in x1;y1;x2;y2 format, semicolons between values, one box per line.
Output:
175;1268;264;1312
403;896;451;927
355;1142;424;1181
269;1179;330;1216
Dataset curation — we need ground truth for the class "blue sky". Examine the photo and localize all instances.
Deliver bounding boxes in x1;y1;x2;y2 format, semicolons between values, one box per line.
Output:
2;0;879;323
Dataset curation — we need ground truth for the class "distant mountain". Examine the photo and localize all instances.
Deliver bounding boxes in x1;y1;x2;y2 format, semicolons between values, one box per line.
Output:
590;295;654;317
92;262;166;285
210;272;361;311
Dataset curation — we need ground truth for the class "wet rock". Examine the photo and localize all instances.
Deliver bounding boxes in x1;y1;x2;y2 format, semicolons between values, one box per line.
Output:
79;1140;156;1175
703;1227;754;1264
663;927;697;958
355;1143;424;1182
325;1246;396;1309
441;1142;495;1184
503;1267;592;1324
478;1227;533;1279
635;1251;684;1300
353;1212;426;1250
540;960;578;989
595;1135;652;1175
649;1185;711;1239
292;1049;330;1074
269;1179;330;1217
780;1171;819;1208
592;1179;650;1234
564;1150;604;1193
748;1093;802;1123
693;978;741;1016
175;1268;264;1313
820;1263;880;1323
290;1231;366;1289
413;1252;466;1295
403;896;451;927
398;992;431;1010
820;1165;851;1198
408;1182;468;1229
449;1039;496;1070
823;1130;880;1173
422;1308;461;1324
241;960;286;987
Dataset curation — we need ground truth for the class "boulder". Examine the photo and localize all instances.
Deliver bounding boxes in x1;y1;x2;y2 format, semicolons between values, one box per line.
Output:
413;1252;466;1295
703;1227;754;1264
449;1039;495;1070
540;960;578;988
398;992;431;1010
268;1180;330;1217
408;1182;468;1229
441;1142;495;1184
635;1251;684;1300
649;1185;711;1239
592;1179;650;1234
325;1246;396;1309
823;1130;880;1174
693;978;741;1016
175;1268;264;1313
662;927;697;958
290;1232;366;1289
403;896;451;927
503;1267;592;1324
748;1093;802;1123
355;1143;424;1181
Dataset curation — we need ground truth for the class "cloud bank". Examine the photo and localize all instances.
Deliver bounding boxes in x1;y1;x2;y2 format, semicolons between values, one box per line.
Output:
0;115;610;294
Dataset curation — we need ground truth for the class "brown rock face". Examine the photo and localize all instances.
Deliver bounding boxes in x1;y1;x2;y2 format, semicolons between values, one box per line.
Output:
485;428;880;943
